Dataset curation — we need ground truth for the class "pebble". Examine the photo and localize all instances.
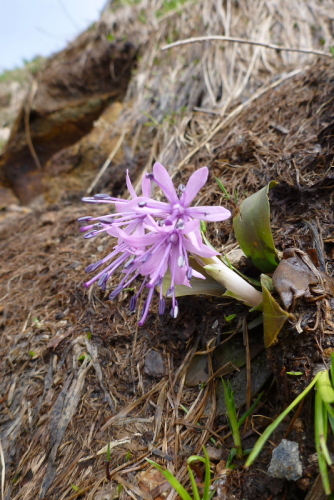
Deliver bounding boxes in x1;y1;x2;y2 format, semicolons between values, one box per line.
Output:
268;439;303;481
144;350;165;378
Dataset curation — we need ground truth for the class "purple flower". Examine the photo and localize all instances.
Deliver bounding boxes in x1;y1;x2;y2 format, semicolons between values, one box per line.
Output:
79;163;231;325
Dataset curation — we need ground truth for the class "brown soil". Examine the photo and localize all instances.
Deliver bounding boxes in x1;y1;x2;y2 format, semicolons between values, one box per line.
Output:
1;2;334;499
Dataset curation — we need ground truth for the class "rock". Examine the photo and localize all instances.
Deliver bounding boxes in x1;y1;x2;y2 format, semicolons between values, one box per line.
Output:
144;350;165;378
268;439;303;481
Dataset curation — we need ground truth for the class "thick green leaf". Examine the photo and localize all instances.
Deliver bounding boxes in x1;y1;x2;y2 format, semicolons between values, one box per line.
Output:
262;274;291;348
233;181;279;272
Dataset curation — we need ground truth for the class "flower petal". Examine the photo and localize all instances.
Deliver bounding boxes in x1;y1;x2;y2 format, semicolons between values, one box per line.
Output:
141;174;152;197
153;163;179;204
141;245;168;278
121;232;162;247
126;170;137;198
183;237;218;258
186;205;231;221
180;167;208;207
179;219;201;234
126;197;172;215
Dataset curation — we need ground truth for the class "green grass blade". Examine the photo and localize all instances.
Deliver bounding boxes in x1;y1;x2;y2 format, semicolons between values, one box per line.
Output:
215;177;230;199
202;446;212;500
222;379;243;457
315;391;332;466
327;408;334;432
186;466;201;500
226;448;237;469
146;459;193;500
315;391;332;495
237;392;263;428
317;450;331;496
245;372;320;467
331;353;334;388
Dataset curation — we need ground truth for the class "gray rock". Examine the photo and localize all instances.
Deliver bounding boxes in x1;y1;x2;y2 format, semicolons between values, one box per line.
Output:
144;350;165;378
268;439;303;481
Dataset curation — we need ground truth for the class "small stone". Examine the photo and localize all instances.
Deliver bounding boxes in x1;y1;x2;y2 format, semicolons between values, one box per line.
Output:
205;446;223;461
268;439;303;481
144;350;165;378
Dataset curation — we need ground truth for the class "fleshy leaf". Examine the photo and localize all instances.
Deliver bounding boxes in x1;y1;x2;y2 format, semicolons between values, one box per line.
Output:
262;274;291;348
233;181;279;272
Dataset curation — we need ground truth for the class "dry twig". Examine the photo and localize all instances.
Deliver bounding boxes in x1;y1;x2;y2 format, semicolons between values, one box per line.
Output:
162;35;333;58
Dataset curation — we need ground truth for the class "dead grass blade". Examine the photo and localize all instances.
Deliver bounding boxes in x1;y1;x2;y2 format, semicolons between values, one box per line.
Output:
113;473;154;500
162;35;332;58
40;358;92;497
99;378;167;433
86;129;127;194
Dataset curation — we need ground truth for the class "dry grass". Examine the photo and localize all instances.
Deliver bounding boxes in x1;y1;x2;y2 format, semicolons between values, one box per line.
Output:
1;0;334;499
99;0;334;177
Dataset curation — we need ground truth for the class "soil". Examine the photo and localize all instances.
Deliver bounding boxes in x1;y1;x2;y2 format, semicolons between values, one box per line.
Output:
1;2;334;500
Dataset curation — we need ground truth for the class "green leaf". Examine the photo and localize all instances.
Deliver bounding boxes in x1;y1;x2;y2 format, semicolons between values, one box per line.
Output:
215;177;230;199
233;181;279;272
330;352;334;388
200;220;207;233
261;274;291;348
224;314;236;323
106;441;111;462
186;466;201;500
315;388;332;494
202;446;212;500
146;459;193;500
237;392;263;428
222;379;242;457
317;370;334;404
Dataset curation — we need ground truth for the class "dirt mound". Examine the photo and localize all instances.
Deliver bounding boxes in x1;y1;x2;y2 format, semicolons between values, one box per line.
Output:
0;32;137;204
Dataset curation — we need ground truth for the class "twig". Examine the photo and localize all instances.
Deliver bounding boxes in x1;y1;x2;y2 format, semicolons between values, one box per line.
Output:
178;67;304;169
86;129;126;195
162;36;333;59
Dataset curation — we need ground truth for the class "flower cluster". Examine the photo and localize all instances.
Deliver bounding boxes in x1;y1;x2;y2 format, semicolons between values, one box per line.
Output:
79;163;231;325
